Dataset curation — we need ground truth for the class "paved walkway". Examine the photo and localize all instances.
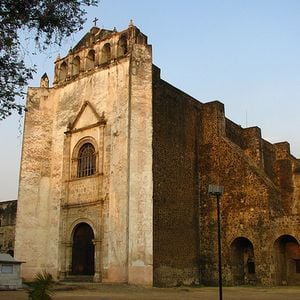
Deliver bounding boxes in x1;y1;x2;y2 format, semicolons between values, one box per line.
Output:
0;284;299;300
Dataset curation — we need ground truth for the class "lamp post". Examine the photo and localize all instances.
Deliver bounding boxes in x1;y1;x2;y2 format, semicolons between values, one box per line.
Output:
208;184;224;300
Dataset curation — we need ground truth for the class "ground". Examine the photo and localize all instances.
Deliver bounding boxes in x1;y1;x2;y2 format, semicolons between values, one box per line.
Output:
0;284;300;300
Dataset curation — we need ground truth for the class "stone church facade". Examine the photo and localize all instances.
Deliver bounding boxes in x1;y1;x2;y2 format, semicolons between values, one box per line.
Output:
15;22;300;286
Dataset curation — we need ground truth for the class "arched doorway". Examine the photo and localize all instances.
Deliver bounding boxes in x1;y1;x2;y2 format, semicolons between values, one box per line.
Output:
230;237;256;285
274;234;300;285
71;223;95;275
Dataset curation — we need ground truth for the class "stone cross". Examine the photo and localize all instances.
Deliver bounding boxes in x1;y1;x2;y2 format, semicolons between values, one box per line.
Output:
93;17;99;27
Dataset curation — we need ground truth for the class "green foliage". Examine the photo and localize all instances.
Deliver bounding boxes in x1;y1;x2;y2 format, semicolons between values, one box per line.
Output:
0;0;98;120
27;270;55;300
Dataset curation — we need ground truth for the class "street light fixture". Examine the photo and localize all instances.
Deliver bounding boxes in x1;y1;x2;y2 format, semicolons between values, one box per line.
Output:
208;184;224;300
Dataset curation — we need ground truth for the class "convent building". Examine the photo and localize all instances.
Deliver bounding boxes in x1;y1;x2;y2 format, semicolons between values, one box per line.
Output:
15;22;300;286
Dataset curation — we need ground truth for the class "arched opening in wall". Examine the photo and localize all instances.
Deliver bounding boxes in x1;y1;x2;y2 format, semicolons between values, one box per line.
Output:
86;49;95;70
274;235;300;285
117;36;128;56
77;143;96;178
72;56;80;76
230;237;256;285
59;61;68;81
71;223;95;275
101;43;111;64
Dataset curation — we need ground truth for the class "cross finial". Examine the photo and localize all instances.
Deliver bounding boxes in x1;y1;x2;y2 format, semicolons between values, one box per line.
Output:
129;19;134;27
93;17;99;27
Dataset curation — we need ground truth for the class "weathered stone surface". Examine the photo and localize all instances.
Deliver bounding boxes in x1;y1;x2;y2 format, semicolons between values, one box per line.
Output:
0;254;22;290
14;23;299;287
15;24;153;285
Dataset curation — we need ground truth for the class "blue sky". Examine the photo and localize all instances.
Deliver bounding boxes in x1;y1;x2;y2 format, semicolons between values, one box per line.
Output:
0;0;300;200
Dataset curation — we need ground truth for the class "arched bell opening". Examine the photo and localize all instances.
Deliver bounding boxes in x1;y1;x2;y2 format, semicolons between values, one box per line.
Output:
86;49;95;70
59;61;68;81
72;56;80;76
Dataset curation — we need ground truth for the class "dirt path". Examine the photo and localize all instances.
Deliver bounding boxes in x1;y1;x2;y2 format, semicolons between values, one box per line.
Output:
0;285;299;300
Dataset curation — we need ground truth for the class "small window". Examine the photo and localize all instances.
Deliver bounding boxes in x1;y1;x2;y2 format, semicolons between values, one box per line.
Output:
77;143;96;177
295;259;300;273
247;259;255;274
1;264;13;274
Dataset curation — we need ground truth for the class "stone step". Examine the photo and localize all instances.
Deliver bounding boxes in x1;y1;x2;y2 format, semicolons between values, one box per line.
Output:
62;275;94;282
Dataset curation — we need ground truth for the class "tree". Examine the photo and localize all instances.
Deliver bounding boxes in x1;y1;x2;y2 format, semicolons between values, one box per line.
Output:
0;0;98;120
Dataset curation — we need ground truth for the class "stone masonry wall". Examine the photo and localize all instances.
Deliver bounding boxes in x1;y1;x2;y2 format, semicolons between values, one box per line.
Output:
198;101;300;286
15;85;56;279
152;69;201;286
15;56;132;281
15;24;299;287
127;43;153;285
15;25;154;285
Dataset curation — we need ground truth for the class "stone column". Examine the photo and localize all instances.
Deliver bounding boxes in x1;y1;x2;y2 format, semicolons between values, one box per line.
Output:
93;239;102;282
127;43;153;285
59;242;72;279
66;242;73;276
